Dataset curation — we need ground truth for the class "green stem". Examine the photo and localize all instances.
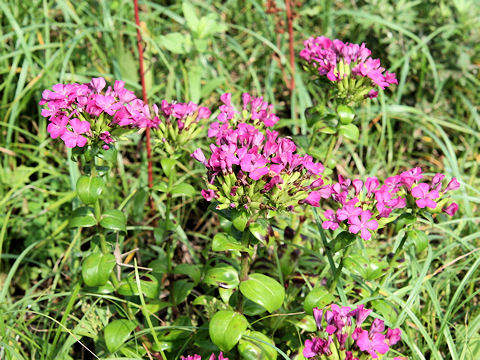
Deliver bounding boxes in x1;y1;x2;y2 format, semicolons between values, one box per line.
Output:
237;229;252;312
99;232;119;288
323;135;337;165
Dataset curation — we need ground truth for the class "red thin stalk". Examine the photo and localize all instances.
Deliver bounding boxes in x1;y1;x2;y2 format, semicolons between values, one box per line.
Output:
285;0;295;91
133;0;154;194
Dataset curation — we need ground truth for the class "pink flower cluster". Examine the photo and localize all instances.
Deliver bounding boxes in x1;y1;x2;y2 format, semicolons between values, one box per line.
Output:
208;93;279;136
159;100;211;131
181;352;228;360
300;36;397;99
315;168;460;240
40;77;156;149
192;93;324;212
303;304;402;359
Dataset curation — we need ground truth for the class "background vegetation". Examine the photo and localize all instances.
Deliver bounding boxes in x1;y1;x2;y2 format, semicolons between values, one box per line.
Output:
0;0;479;359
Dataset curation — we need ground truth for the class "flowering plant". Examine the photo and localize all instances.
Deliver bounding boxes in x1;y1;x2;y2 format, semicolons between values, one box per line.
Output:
193;93;324;215
318;168;460;240
303;303;403;360
300;36;398;103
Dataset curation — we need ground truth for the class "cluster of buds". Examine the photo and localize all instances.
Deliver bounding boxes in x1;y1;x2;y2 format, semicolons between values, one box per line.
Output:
192;93;324;214
299;36;398;102
181;353;228;360
153;100;211;154
304;304;402;359
39;77;155;149
314;168;460;240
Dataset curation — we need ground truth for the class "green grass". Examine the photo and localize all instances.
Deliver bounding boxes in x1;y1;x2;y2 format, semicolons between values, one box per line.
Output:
1;0;479;359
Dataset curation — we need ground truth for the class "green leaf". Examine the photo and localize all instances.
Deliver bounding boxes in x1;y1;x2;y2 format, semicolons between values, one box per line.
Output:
303;287;335;315
161;158;177;177
293;315;317;332
238;331;277;360
76;176;104;205
204;265;239;289
171;183;196;197
408;229;429;253
82;252;116;287
172;280;194;305
173;264;201;284
209;310;248;352
182;1;199;33
249;220;269;244
239;273;285;313
69;206;97;228
232;210;248;232
344;254;388;281
338;124;359;142
154;182;169;193
159;32;191;54
100;209;126;232
188;64;202;103
104;319;137;353
337;105;355;125
117;274;159;299
212;233;250;253
331;231;356;254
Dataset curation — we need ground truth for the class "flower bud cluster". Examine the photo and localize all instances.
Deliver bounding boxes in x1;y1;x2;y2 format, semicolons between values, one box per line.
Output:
299;36;398;102
304;303;402;359
192;93;324;214
315;168;460;240
40;77;154;149
153;100;211;153
181;352;228;360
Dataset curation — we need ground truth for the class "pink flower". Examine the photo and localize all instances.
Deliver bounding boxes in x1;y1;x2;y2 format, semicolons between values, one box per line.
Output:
322;209;339;230
411;183;439;209
348;210;378;240
386;328;402;345
356;330;390;359
90;77;106;92
60;118;90;148
444;177;460;192
305;191;321;207
201;189;217;201
47;115;68;139
191;148;206;164
442;202;458;216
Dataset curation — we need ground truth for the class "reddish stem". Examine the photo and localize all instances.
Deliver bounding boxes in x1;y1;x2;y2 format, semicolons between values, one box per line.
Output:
133;0;154;194
285;0;295;91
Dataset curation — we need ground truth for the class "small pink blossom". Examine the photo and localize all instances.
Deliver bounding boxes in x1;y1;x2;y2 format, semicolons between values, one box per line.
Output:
442;202;458;216
348;210;378;241
411;183;439;209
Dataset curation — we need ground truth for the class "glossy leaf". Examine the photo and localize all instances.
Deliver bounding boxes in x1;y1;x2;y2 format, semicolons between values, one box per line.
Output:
161;158;177;177
172;280;194;305
238;331;277;360
104;319;137;353
303;287;335;315
69;206;97;228
232;210;248;232
204;265;239;289
338;123;359;142
82;252;116;287
249;220;269;244
408;229;429;253
209;310;248;352
337;104;355;124
212;233;250;253
239;273;284;313
117;274;159;299
100;209;126;232
171;183;196;197
173;264;201;284
76;175;104;205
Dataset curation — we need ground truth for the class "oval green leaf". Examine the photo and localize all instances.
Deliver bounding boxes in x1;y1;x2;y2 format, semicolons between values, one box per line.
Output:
104;319;137;353
100;209;126;232
204;265;239;289
239;273;285;313
303;287;335;315
82;252;116;287
209;310;248;352
337;104;355;125
238;330;277;360
117;274;159;299
76;176;104;205
69;206;97;228
338;123;359;142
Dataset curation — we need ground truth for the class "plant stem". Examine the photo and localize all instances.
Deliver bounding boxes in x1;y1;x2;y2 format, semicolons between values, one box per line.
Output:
237;229;252;313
